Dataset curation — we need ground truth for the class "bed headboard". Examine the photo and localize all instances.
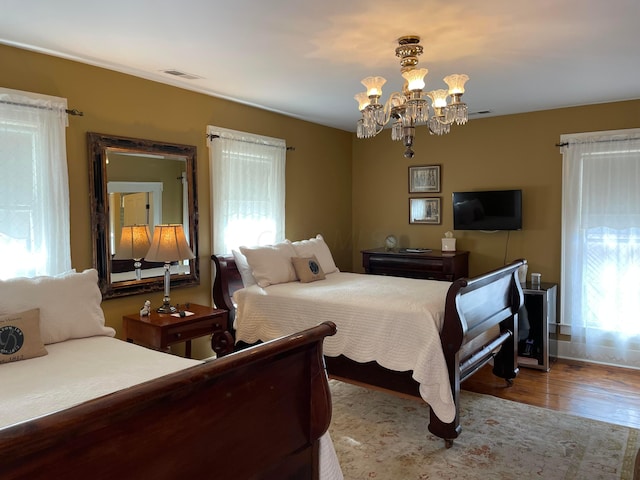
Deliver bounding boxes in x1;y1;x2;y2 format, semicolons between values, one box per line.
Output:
212;254;242;327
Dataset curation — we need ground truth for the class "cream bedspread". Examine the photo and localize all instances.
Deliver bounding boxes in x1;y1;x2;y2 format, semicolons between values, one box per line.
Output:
234;271;457;423
0;335;343;480
0;336;202;428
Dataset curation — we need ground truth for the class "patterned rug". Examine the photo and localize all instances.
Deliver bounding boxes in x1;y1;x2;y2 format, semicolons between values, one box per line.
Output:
328;379;639;480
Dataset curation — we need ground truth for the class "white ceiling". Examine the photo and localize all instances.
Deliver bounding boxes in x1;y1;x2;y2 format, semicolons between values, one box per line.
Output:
1;0;638;132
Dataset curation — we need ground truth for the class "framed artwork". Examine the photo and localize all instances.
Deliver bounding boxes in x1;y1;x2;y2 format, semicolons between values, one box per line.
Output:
409;197;441;225
409;165;441;193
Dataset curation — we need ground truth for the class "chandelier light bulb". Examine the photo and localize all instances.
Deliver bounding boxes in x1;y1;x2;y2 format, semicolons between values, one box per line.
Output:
361;76;386;97
428;89;449;109
444;74;469;95
401;68;428;91
354;92;370;111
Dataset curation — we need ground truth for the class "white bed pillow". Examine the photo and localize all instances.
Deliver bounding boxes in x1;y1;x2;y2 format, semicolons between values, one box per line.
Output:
291;234;339;274
231;249;257;287
0;269;115;345
240;241;298;288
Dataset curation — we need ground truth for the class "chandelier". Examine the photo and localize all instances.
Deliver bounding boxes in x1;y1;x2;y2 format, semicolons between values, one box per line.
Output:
354;35;469;159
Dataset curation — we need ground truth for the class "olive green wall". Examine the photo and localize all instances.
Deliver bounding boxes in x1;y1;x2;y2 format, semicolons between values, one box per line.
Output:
0;44;352;357
352;99;640;282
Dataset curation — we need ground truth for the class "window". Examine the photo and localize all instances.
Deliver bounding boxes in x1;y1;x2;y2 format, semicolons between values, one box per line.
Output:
0;87;71;279
560;128;640;368
207;126;286;254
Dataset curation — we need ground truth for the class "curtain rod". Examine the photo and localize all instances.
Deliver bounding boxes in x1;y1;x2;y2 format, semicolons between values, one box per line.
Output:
207;133;295;151
556;135;640;148
0;99;83;116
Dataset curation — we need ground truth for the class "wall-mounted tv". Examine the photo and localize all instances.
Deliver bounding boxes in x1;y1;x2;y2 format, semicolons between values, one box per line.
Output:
452;189;522;231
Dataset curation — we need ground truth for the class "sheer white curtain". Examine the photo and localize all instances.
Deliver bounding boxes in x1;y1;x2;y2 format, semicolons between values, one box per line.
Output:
0;87;71;279
207;126;286;255
561;128;640;368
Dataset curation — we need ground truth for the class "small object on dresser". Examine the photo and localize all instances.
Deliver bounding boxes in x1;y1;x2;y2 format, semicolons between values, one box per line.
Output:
139;300;151;317
530;272;541;288
441;230;456;252
384;235;398;251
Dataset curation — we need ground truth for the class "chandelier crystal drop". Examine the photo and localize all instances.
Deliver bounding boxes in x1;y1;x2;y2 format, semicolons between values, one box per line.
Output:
354;35;469;158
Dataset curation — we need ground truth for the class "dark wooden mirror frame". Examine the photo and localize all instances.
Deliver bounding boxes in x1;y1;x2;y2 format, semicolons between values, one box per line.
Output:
88;132;199;299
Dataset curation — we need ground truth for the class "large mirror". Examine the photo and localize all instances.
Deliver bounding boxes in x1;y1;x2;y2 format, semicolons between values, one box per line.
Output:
88;132;199;298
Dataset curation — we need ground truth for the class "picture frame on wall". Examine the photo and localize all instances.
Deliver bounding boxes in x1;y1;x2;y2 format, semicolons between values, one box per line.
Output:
409;165;441;193
409;197;441;225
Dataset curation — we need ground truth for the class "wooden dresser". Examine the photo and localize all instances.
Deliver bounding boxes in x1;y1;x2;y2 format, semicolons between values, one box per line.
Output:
361;248;469;281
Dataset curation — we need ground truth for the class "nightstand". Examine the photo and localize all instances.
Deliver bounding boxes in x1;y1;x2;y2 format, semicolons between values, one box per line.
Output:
517;282;557;371
123;303;232;358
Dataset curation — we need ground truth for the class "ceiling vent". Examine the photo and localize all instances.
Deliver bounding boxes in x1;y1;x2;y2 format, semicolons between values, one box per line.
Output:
161;69;202;80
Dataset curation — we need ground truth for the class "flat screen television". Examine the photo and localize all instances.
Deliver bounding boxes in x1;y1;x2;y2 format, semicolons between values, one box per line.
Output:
452;189;522;231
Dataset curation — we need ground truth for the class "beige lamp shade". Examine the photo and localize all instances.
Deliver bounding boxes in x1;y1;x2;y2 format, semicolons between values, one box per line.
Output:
145;224;195;263
113;225;152;260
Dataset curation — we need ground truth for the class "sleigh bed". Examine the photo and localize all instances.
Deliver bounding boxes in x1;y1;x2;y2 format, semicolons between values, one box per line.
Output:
212;237;525;446
0;269;342;480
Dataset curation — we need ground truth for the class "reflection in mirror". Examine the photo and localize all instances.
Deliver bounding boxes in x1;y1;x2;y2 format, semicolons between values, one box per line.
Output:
113;224;151;281
88;133;199;299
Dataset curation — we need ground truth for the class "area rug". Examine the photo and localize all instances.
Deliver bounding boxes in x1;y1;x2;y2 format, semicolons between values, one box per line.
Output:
328;379;639;479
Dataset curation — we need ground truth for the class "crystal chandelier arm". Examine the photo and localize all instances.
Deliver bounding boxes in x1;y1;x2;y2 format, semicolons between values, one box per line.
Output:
382;92;406;122
360;91;406;139
444;74;469;125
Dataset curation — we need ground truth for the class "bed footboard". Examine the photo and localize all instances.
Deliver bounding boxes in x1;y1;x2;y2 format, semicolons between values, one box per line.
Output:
429;259;524;444
0;322;337;480
212;253;524;446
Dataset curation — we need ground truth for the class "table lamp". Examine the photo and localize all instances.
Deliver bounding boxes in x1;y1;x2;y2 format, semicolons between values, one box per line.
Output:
144;224;195;313
113;225;152;281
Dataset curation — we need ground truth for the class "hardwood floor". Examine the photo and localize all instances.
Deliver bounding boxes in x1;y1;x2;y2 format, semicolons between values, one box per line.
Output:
462;358;640;430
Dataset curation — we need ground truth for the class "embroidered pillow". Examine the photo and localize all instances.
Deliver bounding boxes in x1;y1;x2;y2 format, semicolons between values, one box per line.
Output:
0;309;48;364
292;256;326;283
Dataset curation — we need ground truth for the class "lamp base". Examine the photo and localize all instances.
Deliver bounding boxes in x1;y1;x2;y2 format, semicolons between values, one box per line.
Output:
156;303;177;314
157;262;175;314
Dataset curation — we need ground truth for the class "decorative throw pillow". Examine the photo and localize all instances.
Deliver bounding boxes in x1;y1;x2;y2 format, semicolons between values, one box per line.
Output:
0;269;115;345
291;234;339;274
231;249;257;287
0;309;48;364
292;256;326;283
240;241;298;288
